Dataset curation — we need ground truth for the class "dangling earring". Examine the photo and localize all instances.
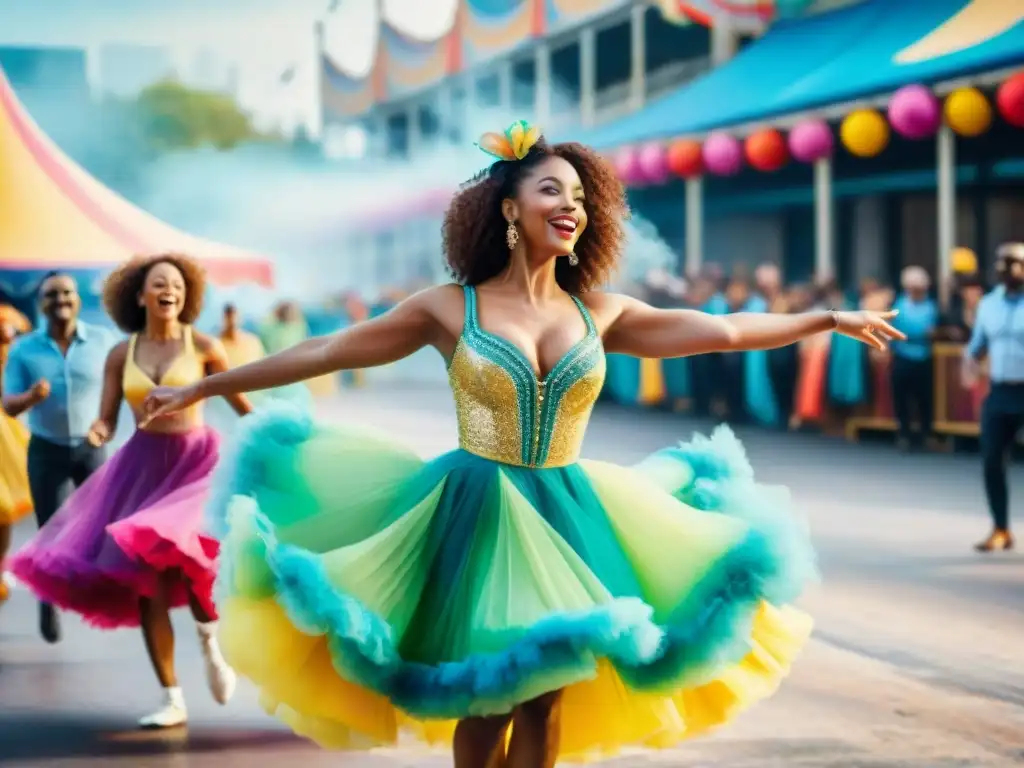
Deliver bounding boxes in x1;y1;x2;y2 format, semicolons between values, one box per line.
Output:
506;221;519;250
568;252;579;266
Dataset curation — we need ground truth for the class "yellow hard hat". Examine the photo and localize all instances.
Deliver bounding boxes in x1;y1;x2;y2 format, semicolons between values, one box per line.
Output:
951;247;977;274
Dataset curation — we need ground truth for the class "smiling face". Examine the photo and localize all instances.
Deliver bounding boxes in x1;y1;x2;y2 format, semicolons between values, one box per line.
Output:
503;155;589;262
39;274;80;324
139;261;187;322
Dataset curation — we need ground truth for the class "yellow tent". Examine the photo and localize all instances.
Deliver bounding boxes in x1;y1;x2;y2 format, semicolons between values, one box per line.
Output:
0;68;273;287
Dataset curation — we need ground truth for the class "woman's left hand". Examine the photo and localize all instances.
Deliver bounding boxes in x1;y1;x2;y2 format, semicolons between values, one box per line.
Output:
141;384;203;428
835;310;906;350
86;419;113;447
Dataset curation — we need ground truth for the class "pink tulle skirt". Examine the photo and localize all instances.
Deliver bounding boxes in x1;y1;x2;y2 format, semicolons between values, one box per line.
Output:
10;427;220;629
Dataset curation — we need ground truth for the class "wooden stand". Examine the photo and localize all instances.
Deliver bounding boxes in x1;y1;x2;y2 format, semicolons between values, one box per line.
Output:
845;351;898;441
932;342;985;438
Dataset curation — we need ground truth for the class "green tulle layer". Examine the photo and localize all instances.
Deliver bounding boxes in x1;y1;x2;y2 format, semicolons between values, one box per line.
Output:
210;405;816;720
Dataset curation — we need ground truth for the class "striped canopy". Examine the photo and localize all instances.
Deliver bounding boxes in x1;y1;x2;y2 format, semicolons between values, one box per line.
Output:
0;69;273;287
657;0;814;27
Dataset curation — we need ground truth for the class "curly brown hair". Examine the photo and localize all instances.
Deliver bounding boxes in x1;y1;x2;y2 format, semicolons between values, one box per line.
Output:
442;138;628;294
102;253;207;333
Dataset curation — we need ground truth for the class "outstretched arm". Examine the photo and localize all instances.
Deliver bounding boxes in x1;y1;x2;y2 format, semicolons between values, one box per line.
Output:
199;294;437;399
601;294;903;358
143;289;443;422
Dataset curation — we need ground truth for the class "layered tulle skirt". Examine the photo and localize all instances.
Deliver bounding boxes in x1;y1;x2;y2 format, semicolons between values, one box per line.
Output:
204;383;315;436
0;411;32;526
11;427;221;628
210;407;816;760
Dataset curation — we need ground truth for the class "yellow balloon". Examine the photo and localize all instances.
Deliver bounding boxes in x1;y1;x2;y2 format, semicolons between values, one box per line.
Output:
951;247;978;274
841;109;890;158
944;87;992;137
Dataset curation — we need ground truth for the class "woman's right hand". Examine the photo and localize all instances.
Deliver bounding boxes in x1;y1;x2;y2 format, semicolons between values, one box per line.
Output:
141;384;203;427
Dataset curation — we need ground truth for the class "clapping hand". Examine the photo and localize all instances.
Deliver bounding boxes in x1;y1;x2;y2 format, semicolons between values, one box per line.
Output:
835;310;905;351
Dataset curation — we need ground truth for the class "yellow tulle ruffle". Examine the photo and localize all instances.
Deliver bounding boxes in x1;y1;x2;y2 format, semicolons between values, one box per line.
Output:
219;596;811;761
0;412;32;525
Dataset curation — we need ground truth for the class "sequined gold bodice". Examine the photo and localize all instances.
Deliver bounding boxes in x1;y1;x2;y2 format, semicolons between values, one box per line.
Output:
448;285;606;468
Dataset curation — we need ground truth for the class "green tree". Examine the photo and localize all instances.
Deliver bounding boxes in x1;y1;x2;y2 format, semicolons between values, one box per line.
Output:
134;79;266;152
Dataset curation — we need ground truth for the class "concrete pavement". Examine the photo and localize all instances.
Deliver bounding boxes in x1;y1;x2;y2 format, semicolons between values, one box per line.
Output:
2;384;1022;766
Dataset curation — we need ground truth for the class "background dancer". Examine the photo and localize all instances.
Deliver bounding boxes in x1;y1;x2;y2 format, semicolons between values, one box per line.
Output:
207;303;312;435
964;241;1024;552
144;125;901;767
1;273;116;640
218;303;265;368
0;304;33;604
11;254;252;729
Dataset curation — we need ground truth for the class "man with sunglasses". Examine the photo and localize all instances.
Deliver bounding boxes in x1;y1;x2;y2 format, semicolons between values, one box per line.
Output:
1;271;117;641
964;242;1024;553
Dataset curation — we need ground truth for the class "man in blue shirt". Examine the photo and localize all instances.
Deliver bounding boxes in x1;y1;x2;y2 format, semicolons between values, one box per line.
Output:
2;271;118;641
890;266;940;450
964;242;1024;552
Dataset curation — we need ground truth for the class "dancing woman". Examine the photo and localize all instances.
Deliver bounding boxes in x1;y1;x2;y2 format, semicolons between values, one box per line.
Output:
145;125;902;766
0;304;33;603
12;254;252;728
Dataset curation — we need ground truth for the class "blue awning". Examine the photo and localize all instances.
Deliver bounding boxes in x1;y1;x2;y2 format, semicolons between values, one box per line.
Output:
581;0;1024;148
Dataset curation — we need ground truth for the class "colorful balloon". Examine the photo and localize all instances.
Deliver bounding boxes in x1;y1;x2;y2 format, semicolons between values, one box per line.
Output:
666;139;704;178
745;129;789;172
996;72;1024;128
888;84;941;140
637;143;669;184
788;119;833;163
613;147;642;184
840;109;889;158
944;87;992;137
703;132;743;176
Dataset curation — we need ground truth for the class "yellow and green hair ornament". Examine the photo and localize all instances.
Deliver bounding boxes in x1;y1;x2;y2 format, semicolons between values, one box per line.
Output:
475;120;541;162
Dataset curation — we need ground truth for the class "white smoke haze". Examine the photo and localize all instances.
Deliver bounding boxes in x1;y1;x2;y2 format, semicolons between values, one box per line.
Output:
6;65;678;320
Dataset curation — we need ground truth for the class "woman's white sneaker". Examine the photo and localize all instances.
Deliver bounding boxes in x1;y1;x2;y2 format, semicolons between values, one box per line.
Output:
138;687;187;728
197;621;236;705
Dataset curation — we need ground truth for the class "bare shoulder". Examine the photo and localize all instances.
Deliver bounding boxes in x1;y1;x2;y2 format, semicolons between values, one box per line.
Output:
191;330;226;358
106;340;129;368
407;283;463;313
401;283;464;327
579;291;633;332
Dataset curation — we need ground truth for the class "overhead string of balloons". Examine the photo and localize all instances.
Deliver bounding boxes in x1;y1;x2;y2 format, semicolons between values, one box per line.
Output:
611;71;1024;185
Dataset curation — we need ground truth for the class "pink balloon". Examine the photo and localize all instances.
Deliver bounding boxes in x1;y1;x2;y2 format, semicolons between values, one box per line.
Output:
637;143;669;184
702;132;743;176
788;119;833;163
888;84;941;140
614;147;642;184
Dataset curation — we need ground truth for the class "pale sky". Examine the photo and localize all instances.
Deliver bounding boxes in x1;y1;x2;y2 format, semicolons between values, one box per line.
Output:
0;0;460;132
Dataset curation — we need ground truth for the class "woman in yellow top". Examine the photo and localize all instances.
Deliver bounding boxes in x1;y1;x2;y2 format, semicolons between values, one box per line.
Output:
0;303;33;603
11;255;252;729
145;124;901;767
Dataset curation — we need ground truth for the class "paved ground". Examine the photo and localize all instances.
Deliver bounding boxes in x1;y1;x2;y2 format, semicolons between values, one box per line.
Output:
2;384;1023;767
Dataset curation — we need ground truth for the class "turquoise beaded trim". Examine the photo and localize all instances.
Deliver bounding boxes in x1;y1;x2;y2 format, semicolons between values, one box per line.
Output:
461;286;602;467
462;286;538;465
533;297;601;467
